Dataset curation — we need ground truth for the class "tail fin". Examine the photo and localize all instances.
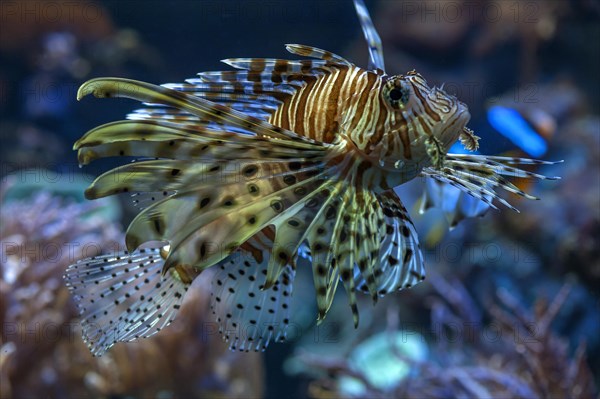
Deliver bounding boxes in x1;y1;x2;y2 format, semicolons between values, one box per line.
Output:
64;247;194;356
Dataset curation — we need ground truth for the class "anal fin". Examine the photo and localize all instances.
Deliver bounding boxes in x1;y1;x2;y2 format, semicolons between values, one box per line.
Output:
210;231;296;352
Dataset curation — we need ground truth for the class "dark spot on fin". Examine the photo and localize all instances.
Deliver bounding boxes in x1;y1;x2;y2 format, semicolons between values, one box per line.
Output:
209;241;296;352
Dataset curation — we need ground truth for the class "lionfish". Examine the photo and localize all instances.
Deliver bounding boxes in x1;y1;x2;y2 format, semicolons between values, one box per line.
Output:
64;0;559;355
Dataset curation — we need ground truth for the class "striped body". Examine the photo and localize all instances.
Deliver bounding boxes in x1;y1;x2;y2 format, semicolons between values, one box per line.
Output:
270;65;377;145
267;64;471;191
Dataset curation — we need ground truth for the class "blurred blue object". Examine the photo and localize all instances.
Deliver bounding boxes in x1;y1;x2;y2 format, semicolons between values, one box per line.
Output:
487;105;548;157
340;330;428;395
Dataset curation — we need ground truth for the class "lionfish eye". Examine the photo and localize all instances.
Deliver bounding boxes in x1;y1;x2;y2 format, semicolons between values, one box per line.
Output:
389;89;404;101
383;78;410;109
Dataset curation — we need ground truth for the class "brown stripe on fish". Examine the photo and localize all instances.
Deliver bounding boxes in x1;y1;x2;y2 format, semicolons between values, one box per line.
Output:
304;72;329;138
312;72;336;141
416;114;432;136
398;122;412;160
340;67;360;109
274;60;289;73
410;82;441;123
353;159;375;190
366;96;388;149
383;110;411;160
348;71;379;141
284;76;315;136
319;68;348;142
359;90;377;144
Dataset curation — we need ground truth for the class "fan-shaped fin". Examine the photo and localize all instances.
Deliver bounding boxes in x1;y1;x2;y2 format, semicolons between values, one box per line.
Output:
353;191;386;301
375;190;425;292
159;160;334;273
210;229;296;352
64;247;197;356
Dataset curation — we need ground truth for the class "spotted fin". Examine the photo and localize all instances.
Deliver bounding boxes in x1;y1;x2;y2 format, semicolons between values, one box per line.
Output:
210;229;295;352
157;79;297;121
295;175;386;325
306;181;355;323
63;247;197;356
297;186;426;326
322;187;386;326
131;191;176;211
353;191;386;302
146;162;326;263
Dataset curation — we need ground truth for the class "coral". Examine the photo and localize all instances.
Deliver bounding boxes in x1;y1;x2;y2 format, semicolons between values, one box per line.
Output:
295;275;597;399
0;180;264;398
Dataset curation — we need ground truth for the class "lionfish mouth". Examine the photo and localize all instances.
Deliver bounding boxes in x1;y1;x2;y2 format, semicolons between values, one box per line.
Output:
441;104;471;149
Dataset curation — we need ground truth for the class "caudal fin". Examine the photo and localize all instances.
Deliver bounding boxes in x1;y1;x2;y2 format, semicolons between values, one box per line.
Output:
64;247;192;356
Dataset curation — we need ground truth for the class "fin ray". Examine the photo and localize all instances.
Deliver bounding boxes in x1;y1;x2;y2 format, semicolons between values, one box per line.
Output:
420;154;561;225
353;0;385;71
285;44;352;66
77;78;321;145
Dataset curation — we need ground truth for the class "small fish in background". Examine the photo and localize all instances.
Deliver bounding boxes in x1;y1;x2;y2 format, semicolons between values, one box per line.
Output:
487;80;583;157
487;105;550;200
485;81;581;197
64;0;560;356
488;105;550;158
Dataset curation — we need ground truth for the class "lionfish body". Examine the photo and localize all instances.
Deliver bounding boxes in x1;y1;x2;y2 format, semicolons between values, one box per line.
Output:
65;0;559;355
267;63;471;190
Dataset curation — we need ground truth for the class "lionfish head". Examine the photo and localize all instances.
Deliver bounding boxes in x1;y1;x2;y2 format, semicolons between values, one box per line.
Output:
380;71;471;166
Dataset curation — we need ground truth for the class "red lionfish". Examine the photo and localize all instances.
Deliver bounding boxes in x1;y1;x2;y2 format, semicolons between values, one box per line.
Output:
64;0;559;355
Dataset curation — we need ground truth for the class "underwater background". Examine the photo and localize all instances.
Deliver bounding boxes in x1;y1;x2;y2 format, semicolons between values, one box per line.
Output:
1;0;599;398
